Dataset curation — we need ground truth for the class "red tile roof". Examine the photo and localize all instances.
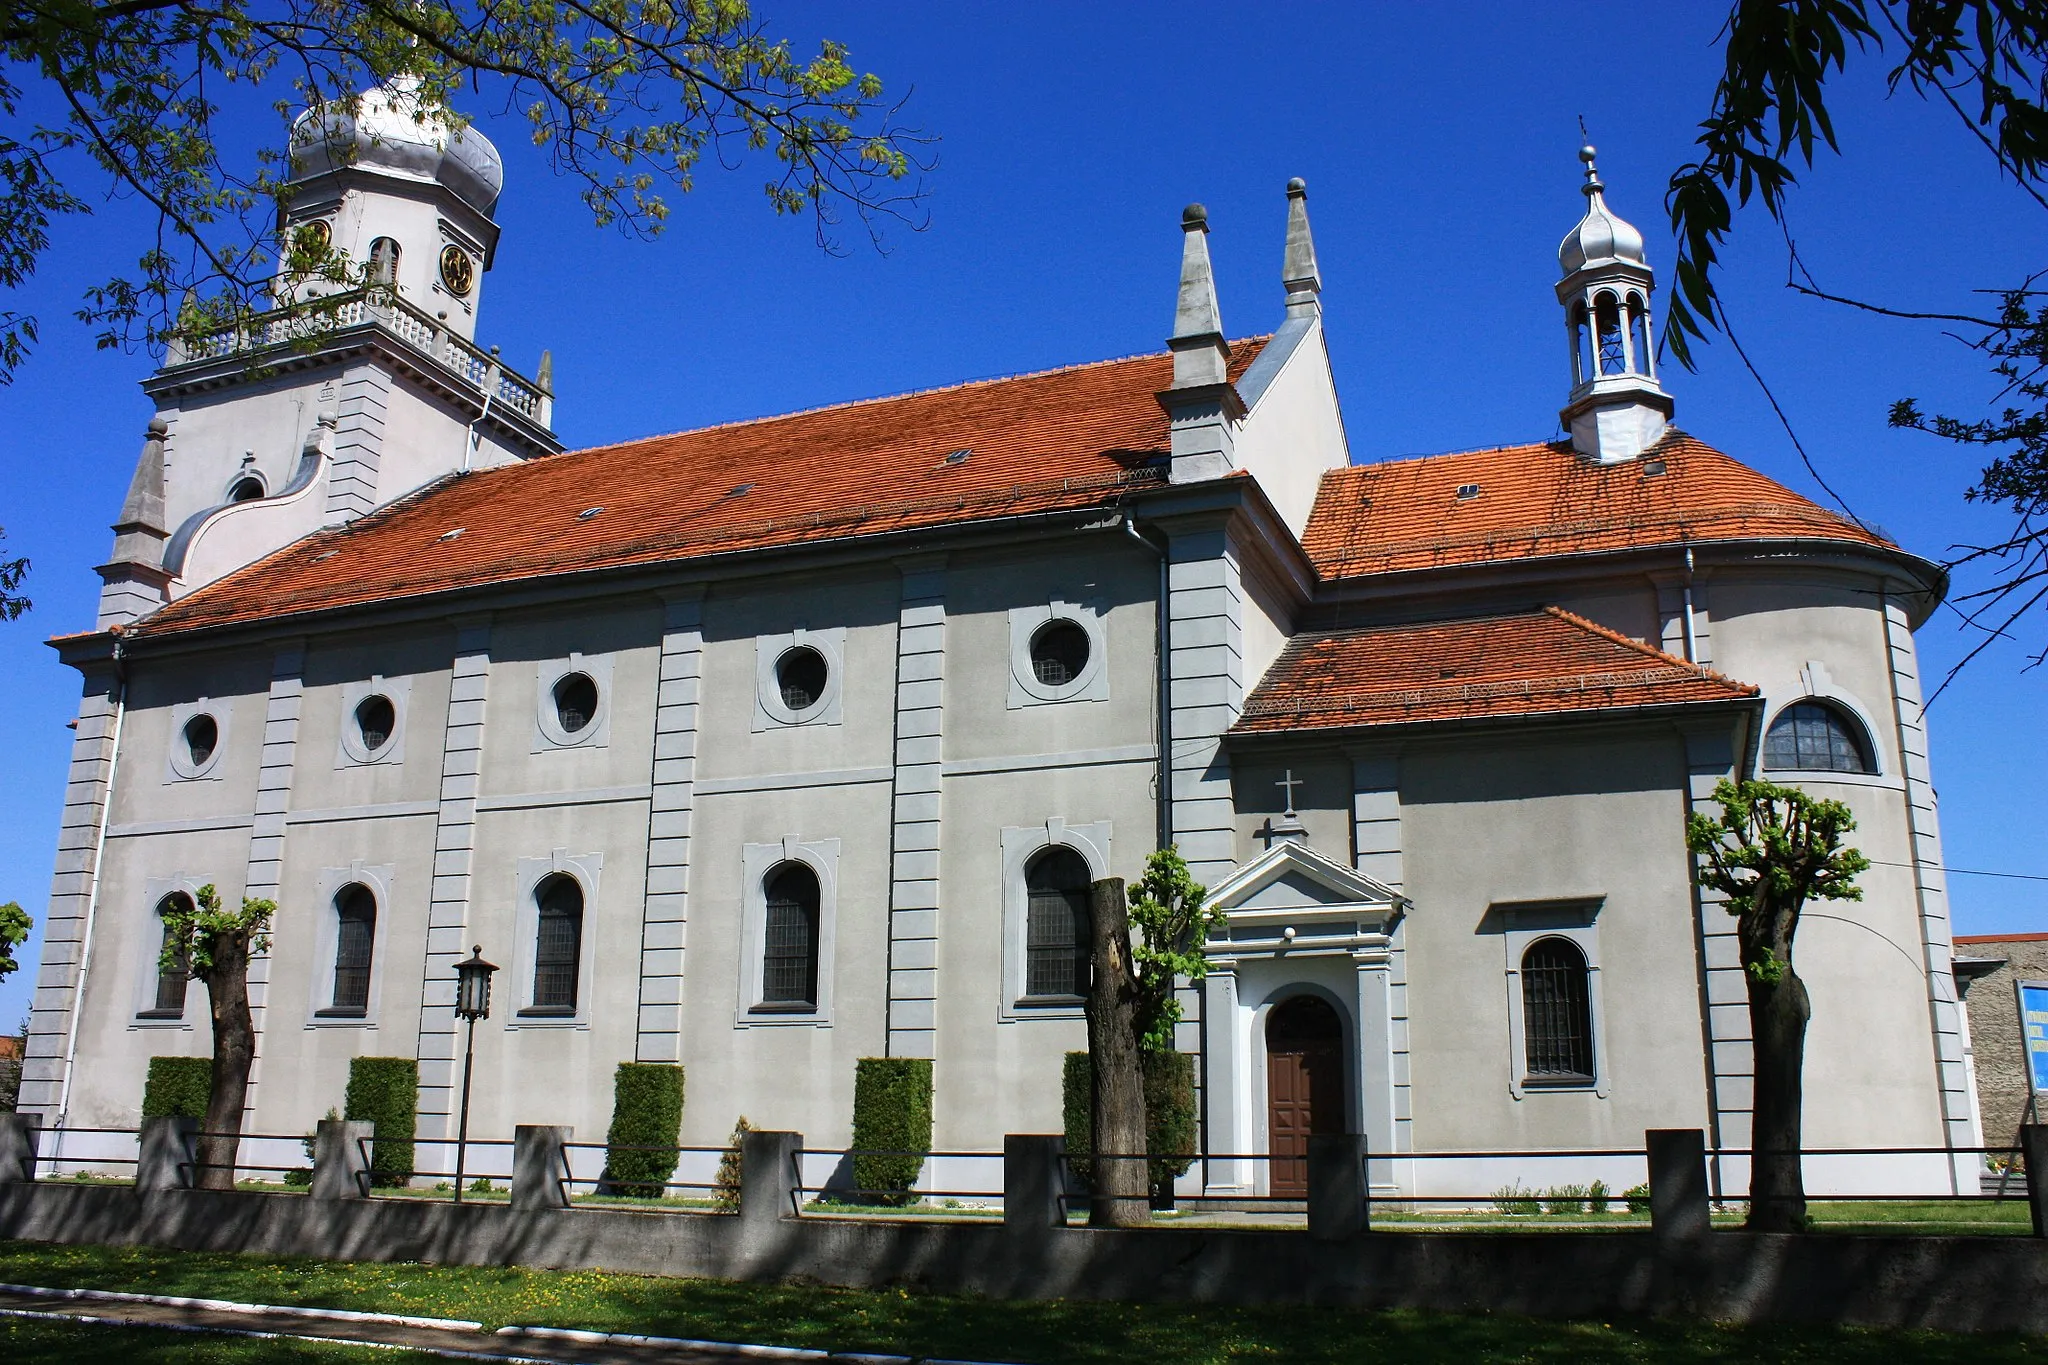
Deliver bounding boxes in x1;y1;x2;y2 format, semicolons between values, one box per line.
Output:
1955;933;2048;944
1302;431;1893;580
134;341;1270;637
1233;606;1758;733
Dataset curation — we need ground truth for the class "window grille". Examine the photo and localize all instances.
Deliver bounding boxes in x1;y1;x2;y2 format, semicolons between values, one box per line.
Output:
775;647;829;712
327;883;376;1014
1595;294;1626;375
1763;701;1874;774
1024;847;1092;998
552;673;598;735
531;874;583;1011
1521;938;1594;1081
761;864;820;1006
149;893;194;1016
1029;621;1091;688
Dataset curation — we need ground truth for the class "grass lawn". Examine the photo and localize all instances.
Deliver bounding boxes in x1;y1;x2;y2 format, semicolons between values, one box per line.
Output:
2;1239;2045;1363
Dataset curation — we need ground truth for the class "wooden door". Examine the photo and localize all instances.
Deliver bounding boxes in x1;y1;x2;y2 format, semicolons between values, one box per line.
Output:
1266;995;1344;1197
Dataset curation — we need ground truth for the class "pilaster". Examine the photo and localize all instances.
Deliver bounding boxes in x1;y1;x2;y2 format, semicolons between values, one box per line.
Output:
324;361;392;524
636;589;703;1061
238;641;306;1121
18;662;122;1118
886;558;946;1059
1165;527;1244;889
1881;594;1979;1185
415;616;491;1136
1680;722;1750;1167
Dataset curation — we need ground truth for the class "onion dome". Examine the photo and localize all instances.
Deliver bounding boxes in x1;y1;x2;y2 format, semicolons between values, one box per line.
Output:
1557;145;1645;275
289;75;503;217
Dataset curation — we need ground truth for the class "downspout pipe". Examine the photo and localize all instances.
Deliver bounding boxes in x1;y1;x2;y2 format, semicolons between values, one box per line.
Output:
1681;546;1699;664
1123;512;1171;853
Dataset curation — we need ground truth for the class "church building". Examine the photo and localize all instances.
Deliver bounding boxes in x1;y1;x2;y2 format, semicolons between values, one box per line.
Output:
20;84;1978;1200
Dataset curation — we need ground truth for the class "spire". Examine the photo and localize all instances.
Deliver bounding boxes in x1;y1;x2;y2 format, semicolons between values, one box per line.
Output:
1158;201;1244;484
1554;142;1670;465
1169;203;1230;388
1282;178;1321;319
96;416;175;627
108;417;169;565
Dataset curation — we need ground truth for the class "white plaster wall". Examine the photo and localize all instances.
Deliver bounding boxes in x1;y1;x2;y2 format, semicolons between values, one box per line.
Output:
679;782;893;1148
157;374;336;536
1232;322;1349;538
931;762;1155;1150
1231;757;1351;855
111;651;274;828
941;540;1155;765
1396;728;1715;1152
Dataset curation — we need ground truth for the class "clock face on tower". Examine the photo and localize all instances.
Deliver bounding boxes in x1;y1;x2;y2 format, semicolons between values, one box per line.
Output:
439;244;474;297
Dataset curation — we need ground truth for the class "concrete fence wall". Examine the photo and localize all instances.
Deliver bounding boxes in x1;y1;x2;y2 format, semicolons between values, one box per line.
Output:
2;1117;2047;1335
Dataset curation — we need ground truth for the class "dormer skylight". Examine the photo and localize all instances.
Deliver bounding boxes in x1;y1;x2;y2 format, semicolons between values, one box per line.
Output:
728;483;754;498
578;506;604;519
439;527;465;541
942;448;971;466
1455;484;1481;501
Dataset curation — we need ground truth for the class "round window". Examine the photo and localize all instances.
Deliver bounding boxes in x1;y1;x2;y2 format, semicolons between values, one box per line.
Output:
553;673;599;735
776;646;829;712
1030;620;1091;687
355;694;396;752
183;714;219;767
226;476;264;503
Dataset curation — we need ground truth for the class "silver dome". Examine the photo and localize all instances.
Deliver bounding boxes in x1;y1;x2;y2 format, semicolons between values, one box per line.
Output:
1556;145;1645;275
290;76;503;217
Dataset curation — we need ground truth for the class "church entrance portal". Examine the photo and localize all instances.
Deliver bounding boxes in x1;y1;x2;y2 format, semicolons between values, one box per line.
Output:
1265;995;1345;1196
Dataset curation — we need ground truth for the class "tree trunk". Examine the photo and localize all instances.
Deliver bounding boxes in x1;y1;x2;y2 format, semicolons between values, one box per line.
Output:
195;932;255;1192
1746;961;1811;1232
1085;877;1148;1228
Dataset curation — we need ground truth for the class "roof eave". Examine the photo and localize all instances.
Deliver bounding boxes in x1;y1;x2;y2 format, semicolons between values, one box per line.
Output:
1226;691;1764;745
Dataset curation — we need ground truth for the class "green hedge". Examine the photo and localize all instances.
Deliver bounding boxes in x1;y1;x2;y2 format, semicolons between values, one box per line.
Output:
601;1062;685;1197
344;1056;418;1188
1063;1050;1198;1192
850;1057;932;1206
141;1056;212;1120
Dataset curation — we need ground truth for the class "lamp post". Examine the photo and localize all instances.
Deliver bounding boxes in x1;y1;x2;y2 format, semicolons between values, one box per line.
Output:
451;946;498;1204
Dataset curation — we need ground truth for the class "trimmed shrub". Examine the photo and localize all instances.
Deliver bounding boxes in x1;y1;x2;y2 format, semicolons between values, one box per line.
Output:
141;1056;212;1120
1491;1181;1540;1216
1587;1178;1612;1214
601;1062;685;1197
343;1056;418;1188
713;1116;752;1212
1063;1050;1200;1192
850;1057;933;1206
1541;1183;1590;1215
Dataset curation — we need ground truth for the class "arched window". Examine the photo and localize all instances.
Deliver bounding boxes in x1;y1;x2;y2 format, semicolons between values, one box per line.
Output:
1521;938;1594;1081
1594;292;1626;375
1626;293;1653;378
761;862;821;1007
368;237;401;286
1024;847;1093;999
1763;700;1875;774
226;475;265;503
530;874;583;1012
325;883;376;1016
146;892;194;1017
1570;302;1592;386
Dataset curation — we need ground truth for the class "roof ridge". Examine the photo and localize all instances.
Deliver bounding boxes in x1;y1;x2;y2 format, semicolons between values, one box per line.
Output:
1541;605;1757;692
559;335;1276;461
1336;438;1567;474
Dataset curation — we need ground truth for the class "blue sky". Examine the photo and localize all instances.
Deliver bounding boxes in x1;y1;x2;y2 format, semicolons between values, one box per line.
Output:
2;1;2043;1031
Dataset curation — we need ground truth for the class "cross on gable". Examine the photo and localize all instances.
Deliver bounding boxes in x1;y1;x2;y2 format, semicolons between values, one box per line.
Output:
1275;768;1304;815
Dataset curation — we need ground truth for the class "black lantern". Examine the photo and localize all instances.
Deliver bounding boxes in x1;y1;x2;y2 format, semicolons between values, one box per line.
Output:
450;946;497;1202
454;946;498;1020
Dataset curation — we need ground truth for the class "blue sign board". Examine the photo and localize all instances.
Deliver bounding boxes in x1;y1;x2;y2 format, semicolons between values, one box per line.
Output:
2023;980;2048;1096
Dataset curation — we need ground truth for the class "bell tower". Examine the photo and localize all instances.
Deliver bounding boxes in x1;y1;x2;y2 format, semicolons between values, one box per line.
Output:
1555;144;1671;464
94;79;561;628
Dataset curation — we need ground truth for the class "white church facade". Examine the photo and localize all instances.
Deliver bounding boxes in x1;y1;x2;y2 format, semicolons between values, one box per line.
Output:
20;88;1979;1200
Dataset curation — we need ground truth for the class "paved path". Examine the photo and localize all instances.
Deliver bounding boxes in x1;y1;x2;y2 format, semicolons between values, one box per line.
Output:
0;1286;961;1364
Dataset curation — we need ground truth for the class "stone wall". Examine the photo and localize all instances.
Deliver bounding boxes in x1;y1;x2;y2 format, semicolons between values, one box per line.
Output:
1958;935;2048;1151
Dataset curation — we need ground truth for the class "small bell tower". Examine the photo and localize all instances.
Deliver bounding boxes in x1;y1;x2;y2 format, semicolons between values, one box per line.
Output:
1556;145;1671;464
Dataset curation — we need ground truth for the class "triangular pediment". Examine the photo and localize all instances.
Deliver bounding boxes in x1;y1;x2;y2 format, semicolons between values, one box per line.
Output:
1205;840;1406;913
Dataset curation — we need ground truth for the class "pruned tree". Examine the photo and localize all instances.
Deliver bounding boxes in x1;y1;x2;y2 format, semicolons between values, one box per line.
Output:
1083;875;1147;1228
1665;0;2048;679
1685;777;1869;1232
158;883;275;1190
0;900;30;983
0;0;929;388
1083;848;1225;1225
